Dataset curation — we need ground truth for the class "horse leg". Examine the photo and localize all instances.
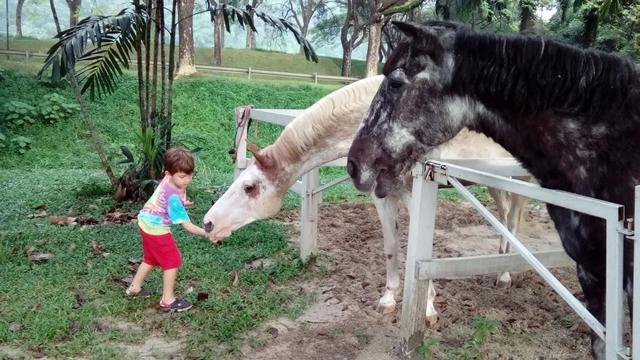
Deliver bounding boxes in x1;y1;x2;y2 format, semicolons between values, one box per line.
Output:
372;194;401;314
487;187;512;287
577;264;606;360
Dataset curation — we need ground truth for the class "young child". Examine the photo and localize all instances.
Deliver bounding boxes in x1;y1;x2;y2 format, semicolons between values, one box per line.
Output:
126;147;215;312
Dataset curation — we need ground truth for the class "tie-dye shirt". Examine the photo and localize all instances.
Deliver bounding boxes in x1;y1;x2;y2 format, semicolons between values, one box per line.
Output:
137;175;190;235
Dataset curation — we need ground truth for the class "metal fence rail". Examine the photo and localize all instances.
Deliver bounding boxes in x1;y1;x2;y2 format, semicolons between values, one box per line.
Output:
0;49;360;84
400;160;638;359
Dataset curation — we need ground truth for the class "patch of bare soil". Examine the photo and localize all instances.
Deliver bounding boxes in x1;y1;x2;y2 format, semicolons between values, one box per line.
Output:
232;199;591;360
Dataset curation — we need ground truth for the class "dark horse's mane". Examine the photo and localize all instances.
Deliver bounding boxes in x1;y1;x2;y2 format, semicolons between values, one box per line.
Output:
450;28;639;119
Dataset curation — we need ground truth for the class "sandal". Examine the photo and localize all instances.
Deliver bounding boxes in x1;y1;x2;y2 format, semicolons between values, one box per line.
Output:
125;286;156;298
159;299;193;313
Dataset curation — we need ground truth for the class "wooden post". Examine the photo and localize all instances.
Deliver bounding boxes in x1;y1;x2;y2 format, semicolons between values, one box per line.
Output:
248;67;252;80
25;50;29;63
234;119;249;179
400;164;439;354
300;168;320;262
313;72;318;85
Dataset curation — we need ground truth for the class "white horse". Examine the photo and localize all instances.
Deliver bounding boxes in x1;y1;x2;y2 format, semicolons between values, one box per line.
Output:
203;75;529;322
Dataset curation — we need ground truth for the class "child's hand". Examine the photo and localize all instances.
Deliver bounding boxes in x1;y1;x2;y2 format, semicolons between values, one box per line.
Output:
207;232;220;245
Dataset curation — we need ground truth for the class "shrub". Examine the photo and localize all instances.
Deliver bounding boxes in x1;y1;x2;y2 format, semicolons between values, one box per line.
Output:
1;101;38;128
10;136;32;154
39;93;80;125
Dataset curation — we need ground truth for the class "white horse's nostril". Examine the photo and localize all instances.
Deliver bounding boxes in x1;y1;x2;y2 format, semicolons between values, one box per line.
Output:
204;222;214;233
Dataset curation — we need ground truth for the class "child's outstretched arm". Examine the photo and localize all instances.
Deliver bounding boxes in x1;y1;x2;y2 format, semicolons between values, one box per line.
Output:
181;220;207;237
181;221;219;244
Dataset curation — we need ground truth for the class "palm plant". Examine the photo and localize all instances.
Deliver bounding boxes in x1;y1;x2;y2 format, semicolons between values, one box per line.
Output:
38;0;318;200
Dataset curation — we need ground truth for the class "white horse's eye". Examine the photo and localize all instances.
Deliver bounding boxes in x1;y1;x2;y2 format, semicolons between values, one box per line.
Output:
243;184;257;195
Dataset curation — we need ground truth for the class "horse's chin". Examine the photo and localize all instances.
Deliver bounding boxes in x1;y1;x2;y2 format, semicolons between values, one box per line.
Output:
374;181;390;198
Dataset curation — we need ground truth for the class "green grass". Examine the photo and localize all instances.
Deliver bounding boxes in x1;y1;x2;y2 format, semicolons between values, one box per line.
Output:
3;36;376;78
0;62;330;357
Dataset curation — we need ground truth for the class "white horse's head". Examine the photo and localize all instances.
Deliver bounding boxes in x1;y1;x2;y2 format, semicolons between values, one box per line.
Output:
204;75;385;241
203;141;288;241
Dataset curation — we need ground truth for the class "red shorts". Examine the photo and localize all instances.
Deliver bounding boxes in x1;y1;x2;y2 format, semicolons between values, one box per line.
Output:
139;227;182;270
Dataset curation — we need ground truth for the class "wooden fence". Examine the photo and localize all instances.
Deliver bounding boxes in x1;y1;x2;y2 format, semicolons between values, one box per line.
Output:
0;49;360;84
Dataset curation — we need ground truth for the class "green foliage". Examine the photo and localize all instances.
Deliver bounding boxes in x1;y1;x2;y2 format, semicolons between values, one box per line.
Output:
445;316;499;359
418;337;440;359
10;136;33;154
38;93;80;125
1;101;38;128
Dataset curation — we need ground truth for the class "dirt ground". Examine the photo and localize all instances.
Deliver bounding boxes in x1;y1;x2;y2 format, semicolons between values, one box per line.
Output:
231;199;592;360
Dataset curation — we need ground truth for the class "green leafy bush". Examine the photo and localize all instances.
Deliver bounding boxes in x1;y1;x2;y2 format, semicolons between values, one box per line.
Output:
10;136;32;154
1;101;38;128
0;131;6;149
38;93;80;124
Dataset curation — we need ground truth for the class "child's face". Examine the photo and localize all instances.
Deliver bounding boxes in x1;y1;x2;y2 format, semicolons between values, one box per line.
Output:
167;171;193;190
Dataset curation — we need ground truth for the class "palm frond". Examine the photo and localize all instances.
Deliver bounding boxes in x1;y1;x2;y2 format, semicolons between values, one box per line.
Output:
203;0;318;62
38;8;147;98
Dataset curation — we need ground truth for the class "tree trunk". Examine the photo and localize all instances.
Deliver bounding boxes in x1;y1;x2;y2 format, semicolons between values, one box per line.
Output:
245;0;261;48
519;0;536;32
49;0;62;34
165;0;178;149
177;0;196;76
68;70;118;188
341;46;352;77
16;0;26;37
66;0;81;27
133;0;147;131
582;6;599;48
213;11;223;66
365;15;383;77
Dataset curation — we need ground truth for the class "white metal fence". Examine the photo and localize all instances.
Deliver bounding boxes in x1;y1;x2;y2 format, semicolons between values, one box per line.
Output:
0;49;360;84
402;160;639;359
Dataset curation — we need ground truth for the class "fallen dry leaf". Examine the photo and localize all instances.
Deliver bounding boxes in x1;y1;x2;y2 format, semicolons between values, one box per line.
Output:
72;288;86;309
76;216;99;225
104;211;137;224
69;319;81;334
31;303;42;312
91;240;107;257
128;257;142;265
220;287;230;294
184;286;194;295
30;253;52;262
268;327;279;338
8;322;21;332
229;271;239;287
91;321;109;332
197;292;209;301
111;276;133;288
48;216;77;225
27;209;48;218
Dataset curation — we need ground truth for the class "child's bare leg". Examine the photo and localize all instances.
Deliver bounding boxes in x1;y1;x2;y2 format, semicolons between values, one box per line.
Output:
161;268;178;304
128;262;154;293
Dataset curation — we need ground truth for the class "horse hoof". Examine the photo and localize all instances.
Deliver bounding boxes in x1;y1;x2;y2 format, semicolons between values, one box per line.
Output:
376;301;397;314
496;273;512;288
425;313;438;327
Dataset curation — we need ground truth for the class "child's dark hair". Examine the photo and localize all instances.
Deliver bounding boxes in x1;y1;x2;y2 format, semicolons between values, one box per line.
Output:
164;147;195;175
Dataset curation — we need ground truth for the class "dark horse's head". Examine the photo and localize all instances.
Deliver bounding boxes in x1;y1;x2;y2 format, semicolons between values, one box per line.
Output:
347;21;486;198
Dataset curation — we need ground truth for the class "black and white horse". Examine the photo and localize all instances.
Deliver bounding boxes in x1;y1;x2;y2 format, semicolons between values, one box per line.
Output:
346;20;640;358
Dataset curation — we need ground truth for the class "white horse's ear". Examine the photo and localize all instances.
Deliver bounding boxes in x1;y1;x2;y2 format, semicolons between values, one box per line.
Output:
246;140;274;170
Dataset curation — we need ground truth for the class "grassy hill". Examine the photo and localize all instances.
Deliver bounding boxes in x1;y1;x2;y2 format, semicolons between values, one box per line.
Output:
5;36;374;78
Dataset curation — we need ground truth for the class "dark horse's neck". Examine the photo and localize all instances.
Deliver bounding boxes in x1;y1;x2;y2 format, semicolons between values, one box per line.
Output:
451;30;638;119
450;29;640;202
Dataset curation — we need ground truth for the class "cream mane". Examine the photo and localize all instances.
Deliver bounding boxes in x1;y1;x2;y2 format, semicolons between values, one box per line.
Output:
267;76;383;163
